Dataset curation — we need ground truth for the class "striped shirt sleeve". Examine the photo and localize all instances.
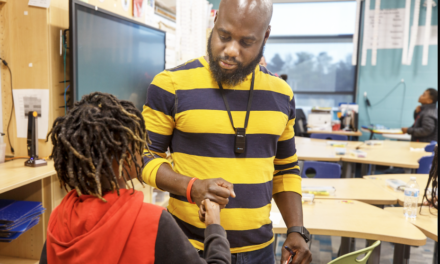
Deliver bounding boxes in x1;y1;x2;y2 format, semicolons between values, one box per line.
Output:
273;96;302;195
142;71;175;189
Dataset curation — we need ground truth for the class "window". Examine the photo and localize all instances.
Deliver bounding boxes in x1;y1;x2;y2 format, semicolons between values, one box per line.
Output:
266;1;358;108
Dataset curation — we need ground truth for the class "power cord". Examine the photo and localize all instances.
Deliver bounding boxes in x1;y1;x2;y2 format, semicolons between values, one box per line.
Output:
364;81;406;127
0;57;15;154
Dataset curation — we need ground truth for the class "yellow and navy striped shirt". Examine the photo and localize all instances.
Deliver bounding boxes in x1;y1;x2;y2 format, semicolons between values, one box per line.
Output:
142;56;302;253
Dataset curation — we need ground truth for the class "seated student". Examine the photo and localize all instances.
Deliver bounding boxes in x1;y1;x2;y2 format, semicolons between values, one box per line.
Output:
40;92;230;264
402;88;438;142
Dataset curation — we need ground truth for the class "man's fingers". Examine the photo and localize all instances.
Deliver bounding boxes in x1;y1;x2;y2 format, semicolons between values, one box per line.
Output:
280;248;289;264
300;251;312;264
209;184;232;200
216;179;236;198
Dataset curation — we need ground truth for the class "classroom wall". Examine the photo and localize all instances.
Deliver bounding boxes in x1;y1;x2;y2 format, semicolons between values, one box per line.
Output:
207;0;220;9
357;0;438;141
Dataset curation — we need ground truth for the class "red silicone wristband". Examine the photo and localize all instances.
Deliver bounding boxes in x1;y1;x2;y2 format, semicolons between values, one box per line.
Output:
186;178;198;204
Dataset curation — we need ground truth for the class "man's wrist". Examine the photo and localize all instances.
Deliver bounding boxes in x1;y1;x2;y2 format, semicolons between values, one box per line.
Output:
287;226;310;243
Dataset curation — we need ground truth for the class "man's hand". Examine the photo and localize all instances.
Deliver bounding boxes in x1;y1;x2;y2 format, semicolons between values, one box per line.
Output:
281;233;312;264
191;178;236;208
198;199;221;226
402;127;409;134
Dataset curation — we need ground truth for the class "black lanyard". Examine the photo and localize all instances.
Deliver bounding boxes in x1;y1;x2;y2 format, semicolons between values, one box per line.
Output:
217;71;255;153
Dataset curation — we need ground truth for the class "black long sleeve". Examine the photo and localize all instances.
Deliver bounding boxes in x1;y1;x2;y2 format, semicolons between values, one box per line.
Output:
154;211;231;264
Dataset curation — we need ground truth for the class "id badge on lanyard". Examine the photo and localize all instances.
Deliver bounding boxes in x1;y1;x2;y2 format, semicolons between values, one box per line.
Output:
218;71;255;154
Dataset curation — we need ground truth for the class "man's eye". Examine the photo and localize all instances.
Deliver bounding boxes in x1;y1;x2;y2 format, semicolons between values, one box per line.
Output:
219;35;230;41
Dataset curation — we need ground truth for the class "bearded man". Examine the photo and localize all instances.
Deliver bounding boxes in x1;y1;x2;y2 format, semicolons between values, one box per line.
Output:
141;1;312;263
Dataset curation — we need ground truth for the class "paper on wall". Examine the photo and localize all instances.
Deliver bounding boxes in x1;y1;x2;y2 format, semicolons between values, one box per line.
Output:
28;0;51;8
12;89;49;140
364;8;406;50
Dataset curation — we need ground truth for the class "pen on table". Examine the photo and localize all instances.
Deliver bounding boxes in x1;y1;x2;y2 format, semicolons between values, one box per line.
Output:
284;246;296;264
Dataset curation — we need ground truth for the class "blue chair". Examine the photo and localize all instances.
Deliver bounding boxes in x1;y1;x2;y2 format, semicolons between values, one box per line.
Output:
417;155;435;174
301;161;342;178
424;141;437;152
310;133;348;141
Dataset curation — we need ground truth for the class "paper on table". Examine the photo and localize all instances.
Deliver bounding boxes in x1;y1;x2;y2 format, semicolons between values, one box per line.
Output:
12;89;49;140
269;212;282;225
28;0;51;8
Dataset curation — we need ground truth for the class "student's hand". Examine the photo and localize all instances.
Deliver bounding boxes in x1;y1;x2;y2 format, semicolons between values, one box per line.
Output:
415;105;422;113
401;127;409;134
281;233;312;264
199;199;221;226
191;178;236;209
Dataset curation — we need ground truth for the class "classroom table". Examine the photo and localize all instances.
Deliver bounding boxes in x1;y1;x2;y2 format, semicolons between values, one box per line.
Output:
307;129;363;140
295;137;342;162
363;174;430;206
302;178;397;205
382;134;412;141
294;137;431;178
271;200;426;264
361;127;405;140
384;207;438;264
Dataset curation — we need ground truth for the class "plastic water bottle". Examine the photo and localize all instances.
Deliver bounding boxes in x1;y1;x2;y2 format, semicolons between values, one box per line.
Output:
403;177;420;219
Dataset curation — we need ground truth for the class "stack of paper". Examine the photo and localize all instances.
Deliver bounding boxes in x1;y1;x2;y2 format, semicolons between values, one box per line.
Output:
302;186;336;196
0;200;45;242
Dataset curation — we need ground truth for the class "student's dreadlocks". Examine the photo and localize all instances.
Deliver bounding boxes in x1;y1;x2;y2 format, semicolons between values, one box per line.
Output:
421;146;438;211
47;92;152;202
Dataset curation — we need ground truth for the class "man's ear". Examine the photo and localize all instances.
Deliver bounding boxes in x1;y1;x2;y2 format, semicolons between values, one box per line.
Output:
264;25;271;45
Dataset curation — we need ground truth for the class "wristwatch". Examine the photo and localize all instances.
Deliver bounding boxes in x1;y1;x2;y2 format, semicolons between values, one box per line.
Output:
287;226;310;243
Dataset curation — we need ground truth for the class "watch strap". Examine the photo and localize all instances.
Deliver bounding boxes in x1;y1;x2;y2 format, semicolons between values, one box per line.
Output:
287;226;310;243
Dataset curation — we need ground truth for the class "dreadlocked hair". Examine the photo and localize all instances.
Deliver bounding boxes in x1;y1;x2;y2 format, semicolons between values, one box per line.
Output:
421;145;438;212
47;92;153;202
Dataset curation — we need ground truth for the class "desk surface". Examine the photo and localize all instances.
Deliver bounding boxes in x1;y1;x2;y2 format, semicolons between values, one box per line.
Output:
272;200;426;246
295;137;341;162
343;140;429;168
384;207;438;242
302;178;397;205
272;199;426;246
0;159;56;194
307;130;363;137
295;137;430;168
363;174;430;205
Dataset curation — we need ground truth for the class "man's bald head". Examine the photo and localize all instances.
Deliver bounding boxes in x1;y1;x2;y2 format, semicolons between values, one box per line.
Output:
206;0;273;86
219;0;273;28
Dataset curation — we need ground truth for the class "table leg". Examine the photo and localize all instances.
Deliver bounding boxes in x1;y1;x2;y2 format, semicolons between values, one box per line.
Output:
342;162;354;178
366;239;381;264
433;242;438;264
361;164;369;176
370;132;374;140
273;234;278;254
393;244;411;264
339;237;354;256
404;168;413;174
371;165;376;175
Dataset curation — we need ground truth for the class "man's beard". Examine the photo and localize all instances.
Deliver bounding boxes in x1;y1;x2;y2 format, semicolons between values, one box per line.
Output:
207;31;265;87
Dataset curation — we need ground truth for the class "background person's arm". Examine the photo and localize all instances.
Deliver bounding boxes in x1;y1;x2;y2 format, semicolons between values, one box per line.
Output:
273;96;311;264
142;71;235;207
407;115;436;138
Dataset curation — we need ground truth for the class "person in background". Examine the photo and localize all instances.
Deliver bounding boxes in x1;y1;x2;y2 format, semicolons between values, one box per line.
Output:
41;93;230;264
280;74;288;82
142;0;311;263
259;56;267;67
402;88;438;142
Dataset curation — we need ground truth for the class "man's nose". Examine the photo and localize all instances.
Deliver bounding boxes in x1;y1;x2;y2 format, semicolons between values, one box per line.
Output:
223;41;240;60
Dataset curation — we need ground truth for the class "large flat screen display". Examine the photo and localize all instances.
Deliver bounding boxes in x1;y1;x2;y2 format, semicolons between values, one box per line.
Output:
70;0;165;110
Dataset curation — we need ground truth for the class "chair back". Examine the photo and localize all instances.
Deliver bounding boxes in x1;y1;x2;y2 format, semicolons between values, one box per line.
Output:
425;142;437;152
301;161;341;179
310;133;348;141
417;155;435;174
328;241;381;264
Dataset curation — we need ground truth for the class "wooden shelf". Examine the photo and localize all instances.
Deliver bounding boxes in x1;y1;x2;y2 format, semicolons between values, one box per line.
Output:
0;255;39;264
0;160;56;194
